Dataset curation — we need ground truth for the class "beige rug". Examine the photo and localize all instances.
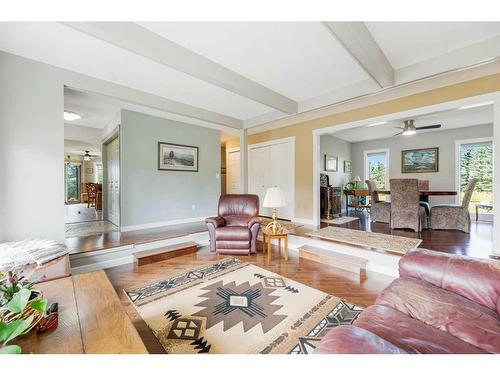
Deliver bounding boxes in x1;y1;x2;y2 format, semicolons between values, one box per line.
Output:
321;217;359;225
65;220;119;238
306;226;421;255
125;258;361;354
260;218;303;231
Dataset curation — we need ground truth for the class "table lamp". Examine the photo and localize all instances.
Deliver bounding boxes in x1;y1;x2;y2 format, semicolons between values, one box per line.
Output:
263;186;287;234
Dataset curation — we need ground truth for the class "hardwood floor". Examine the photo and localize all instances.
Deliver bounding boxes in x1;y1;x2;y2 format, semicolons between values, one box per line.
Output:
105;246;394;353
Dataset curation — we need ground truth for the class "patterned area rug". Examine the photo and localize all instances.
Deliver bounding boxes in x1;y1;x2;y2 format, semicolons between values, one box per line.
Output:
259;218;303;231
125;258;361;354
306;226;422;255
321;217;359;225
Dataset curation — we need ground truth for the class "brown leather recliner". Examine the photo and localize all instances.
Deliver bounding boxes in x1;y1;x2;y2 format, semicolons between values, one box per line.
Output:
205;194;261;255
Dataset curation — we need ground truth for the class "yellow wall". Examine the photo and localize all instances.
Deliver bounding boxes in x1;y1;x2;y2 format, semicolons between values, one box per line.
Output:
227;73;500;220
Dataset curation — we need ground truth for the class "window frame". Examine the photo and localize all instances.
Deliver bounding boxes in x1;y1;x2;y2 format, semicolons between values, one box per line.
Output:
363;148;390;190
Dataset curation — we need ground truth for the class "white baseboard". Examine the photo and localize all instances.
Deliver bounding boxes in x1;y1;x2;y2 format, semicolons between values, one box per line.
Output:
120;215;213;232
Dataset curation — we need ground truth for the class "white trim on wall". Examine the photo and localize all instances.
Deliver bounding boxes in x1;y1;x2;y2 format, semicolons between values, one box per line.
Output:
363;148;390;188
120;215;211;232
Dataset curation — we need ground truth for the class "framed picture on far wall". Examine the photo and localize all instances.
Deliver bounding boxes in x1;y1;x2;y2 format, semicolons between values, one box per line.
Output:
344;160;352;173
401;147;439;173
158;142;199;172
324;155;338;172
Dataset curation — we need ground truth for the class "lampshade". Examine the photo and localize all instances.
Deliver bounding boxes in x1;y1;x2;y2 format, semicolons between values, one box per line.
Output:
263;186;287;208
353;175;361;182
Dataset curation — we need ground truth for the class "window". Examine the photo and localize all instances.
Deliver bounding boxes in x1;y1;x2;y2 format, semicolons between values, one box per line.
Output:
364;150;389;189
458;140;493;214
96;163;104;184
65;163;81;203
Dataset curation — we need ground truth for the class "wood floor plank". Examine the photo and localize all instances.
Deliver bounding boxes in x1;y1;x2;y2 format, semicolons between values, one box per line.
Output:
72;270;148;354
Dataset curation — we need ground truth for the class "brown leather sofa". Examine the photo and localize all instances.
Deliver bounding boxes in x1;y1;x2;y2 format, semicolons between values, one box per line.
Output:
314;248;500;354
205;194;261;255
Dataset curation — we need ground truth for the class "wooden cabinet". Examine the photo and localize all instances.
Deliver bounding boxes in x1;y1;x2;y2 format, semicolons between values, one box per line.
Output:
321;186;342;219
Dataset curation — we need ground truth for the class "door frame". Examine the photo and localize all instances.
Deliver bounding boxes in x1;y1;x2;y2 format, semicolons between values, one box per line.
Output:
248;136;295;221
102;127;121;227
225;147;240;194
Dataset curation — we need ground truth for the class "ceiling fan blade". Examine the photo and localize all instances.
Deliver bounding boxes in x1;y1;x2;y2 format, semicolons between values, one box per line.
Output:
393;131;404;137
416;124;441;130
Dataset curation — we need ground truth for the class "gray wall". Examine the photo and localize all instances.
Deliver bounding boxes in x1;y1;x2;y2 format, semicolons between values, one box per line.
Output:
0;52;65;241
320;135;352;209
120;110;221;228
351;124;493;205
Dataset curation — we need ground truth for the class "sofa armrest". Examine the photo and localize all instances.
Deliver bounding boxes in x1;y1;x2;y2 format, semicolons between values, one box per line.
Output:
205;216;225;228
247;216;261;229
399;248;500;313
313;326;407;354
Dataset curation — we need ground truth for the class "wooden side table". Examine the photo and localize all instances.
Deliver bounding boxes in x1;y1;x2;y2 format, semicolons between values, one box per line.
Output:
262;229;288;262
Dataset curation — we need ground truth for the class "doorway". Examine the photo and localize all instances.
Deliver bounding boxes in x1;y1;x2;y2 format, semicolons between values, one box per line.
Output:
226;148;241;194
65;163;81;204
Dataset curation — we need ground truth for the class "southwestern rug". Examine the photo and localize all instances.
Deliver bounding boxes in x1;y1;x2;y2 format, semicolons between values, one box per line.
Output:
125;258;361;354
306;226;422;255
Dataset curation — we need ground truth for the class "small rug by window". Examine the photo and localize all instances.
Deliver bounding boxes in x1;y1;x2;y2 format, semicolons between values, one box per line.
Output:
125;258;361;354
321;216;359;225
259;217;303;231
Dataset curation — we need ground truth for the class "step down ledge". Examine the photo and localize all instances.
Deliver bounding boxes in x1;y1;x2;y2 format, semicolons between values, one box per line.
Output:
133;241;198;266
298;245;367;275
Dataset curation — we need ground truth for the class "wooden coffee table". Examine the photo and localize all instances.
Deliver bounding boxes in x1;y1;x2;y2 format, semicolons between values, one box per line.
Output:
263;228;288;262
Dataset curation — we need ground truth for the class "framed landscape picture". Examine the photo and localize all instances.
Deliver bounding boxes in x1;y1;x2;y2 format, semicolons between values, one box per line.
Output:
324;155;338;172
401;147;439;173
344;160;352;173
158;142;199;172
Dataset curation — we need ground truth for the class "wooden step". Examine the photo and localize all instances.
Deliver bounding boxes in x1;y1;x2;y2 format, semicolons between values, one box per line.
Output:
133;241;198;266
299;245;367;275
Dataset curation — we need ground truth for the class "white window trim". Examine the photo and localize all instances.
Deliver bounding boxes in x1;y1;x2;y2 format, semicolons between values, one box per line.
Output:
454;137;493;207
363;148;390;189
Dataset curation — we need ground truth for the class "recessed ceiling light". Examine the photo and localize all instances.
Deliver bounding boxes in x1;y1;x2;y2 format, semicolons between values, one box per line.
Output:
64;111;81;121
366;121;387;127
458;101;493;110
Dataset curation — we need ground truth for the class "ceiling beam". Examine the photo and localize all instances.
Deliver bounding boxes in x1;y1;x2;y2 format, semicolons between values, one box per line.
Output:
323;22;394;88
62;22;298;115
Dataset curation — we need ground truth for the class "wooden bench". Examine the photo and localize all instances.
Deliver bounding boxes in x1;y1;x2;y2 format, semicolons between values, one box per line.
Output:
133;241;198;266
299;245;367;275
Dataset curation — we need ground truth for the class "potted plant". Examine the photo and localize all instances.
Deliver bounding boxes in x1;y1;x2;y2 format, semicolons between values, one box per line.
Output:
0;271;48;354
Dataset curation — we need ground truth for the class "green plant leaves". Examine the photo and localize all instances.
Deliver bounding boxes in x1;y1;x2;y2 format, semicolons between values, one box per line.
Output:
7;288;31;313
0;345;22;354
0;316;33;344
30;298;48;313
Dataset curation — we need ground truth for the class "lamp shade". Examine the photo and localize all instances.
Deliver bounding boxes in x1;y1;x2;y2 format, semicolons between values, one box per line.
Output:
353;175;361;182
263;186;287;208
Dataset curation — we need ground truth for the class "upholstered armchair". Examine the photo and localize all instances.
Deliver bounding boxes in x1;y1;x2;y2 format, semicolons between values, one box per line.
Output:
390;179;428;232
430;178;478;233
366;180;390;223
205;194;261;255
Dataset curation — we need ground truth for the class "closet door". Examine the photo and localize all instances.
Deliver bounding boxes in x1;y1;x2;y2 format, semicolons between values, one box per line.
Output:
248;146;270;216
269;141;293;220
106;136;120;226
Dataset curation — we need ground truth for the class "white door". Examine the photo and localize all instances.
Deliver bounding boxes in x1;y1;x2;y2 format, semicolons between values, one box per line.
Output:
227;150;240;194
106;137;120;226
269;141;294;220
249;146;270;216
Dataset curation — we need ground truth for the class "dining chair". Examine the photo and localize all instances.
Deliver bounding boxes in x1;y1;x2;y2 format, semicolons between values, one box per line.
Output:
390;178;428;232
430;178;478;233
85;183;97;208
366;180;390;224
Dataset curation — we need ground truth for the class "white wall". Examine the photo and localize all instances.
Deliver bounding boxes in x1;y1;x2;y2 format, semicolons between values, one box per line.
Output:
0;52;65;241
351;124;493;205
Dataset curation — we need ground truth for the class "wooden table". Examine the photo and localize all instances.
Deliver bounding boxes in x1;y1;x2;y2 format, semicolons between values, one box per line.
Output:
343;189;370;214
377;190;457;202
12;270;148;354
263;229;288;262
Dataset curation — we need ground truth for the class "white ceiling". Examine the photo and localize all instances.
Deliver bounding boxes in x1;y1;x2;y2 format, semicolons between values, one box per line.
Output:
64;139;101;156
2;22;500;132
64;87;238;142
365;22;500;69
333;104;493;143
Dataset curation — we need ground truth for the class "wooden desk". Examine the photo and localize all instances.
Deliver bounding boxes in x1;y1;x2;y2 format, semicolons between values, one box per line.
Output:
343;189;370;214
12;270;148;354
377;190;457;202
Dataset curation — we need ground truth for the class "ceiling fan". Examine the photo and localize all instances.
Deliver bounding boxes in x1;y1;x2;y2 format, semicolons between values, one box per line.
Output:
81;150;98;161
393;119;441;136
